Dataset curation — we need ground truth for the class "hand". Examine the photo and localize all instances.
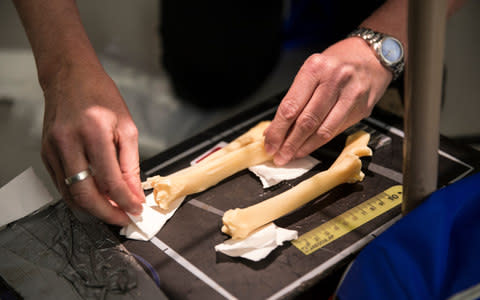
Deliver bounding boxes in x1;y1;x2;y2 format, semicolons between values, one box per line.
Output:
264;37;393;165
40;63;144;226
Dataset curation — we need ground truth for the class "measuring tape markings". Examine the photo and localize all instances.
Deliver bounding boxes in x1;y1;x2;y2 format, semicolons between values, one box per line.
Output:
292;185;403;255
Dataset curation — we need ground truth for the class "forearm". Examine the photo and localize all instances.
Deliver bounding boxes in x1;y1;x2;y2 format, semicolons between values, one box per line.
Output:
359;0;467;60
12;0;101;91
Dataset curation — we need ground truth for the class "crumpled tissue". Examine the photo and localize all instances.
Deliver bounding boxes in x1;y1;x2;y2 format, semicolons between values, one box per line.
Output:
248;155;319;188
216;156;319;261
120;193;185;241
215;223;298;261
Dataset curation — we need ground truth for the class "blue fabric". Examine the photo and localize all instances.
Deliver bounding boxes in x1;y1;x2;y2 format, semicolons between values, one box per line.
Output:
337;171;480;300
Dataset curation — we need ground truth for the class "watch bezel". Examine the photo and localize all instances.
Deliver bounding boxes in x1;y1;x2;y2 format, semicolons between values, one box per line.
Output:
376;36;404;67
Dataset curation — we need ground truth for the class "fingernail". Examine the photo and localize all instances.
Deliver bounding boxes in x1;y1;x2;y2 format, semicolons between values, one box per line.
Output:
130;204;143;215
139;193;146;204
295;151;305;159
274;153;289;166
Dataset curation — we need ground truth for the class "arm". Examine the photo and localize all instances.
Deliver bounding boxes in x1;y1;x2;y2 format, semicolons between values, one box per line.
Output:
263;0;466;166
13;0;144;225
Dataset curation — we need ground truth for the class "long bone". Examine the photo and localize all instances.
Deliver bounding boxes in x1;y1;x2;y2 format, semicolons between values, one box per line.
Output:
143;121;272;209
221;130;372;240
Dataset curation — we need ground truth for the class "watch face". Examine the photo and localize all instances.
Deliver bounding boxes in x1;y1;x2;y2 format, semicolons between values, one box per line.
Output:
380;37;403;65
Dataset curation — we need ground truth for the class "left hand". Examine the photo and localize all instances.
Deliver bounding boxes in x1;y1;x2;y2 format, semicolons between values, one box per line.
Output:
264;37;393;165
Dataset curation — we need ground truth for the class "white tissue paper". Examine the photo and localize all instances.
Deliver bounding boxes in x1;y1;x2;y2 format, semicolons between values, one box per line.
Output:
120;193;185;241
0;167;55;229
248;155;319;188
215;223;298;261
215;155;319;261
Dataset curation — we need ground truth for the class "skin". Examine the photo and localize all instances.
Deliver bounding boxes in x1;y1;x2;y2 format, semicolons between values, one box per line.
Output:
12;0;465;225
13;0;144;226
264;0;466;166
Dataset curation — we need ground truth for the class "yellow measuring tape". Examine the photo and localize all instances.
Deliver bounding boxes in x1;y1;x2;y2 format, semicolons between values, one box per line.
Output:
292;185;402;255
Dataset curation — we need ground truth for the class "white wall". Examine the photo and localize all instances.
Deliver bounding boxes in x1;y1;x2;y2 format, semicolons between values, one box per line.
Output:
0;0;161;71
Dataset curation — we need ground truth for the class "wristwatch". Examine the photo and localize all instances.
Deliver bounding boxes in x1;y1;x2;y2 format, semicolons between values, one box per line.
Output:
348;28;405;80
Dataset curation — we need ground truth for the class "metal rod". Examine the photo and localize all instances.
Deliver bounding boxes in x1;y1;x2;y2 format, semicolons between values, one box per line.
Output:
403;0;448;214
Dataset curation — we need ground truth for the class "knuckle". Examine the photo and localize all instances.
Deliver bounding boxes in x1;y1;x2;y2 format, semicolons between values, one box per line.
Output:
278;98;300;121
70;188;92;209
316;126;335;143
281;141;297;157
124;165;141;178
79;117;114;143
297;112;319;133
305;54;326;71
327;64;354;90
264;128;281;145
96;177;120;194
337;64;355;82
78;126;101;144
351;80;368;97
121;122;139;141
84;105;106;120
48;126;70;146
296;147;310;158
83;107;113;130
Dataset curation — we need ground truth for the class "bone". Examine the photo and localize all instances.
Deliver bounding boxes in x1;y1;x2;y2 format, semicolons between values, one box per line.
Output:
143;121;272;209
221;130;372;240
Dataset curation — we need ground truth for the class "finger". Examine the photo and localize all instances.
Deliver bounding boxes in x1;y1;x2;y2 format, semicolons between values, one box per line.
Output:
296;96;357;158
60;142;130;226
84;127;143;215
41;145;60;190
42;141;73;204
272;81;340;165
264;60;320;154
117;122;144;202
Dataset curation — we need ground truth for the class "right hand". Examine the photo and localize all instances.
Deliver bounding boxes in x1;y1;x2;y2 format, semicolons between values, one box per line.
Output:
263;37;392;165
40;63;144;226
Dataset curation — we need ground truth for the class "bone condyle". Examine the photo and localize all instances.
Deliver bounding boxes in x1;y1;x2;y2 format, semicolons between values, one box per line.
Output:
221;130;372;240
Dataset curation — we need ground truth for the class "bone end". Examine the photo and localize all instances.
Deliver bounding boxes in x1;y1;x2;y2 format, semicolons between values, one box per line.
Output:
221;208;252;240
151;178;186;209
345;130;373;157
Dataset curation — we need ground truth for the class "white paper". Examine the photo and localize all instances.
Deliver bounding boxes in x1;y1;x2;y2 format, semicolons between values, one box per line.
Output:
0;167;55;228
120;193;185;241
215;223;298;261
248;156;319;188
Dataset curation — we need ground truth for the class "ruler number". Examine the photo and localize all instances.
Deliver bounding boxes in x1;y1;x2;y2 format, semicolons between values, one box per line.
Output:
387;193;399;201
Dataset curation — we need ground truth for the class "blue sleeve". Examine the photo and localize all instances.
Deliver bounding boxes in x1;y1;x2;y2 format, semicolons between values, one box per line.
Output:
337;171;480;300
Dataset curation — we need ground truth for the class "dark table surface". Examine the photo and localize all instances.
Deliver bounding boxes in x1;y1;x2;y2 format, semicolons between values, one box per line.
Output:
122;93;480;300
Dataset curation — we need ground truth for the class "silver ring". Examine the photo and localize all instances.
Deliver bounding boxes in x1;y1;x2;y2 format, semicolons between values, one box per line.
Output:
64;168;92;186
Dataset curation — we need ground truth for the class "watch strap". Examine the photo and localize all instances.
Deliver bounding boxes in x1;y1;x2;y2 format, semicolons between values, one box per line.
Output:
348;28;404;80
